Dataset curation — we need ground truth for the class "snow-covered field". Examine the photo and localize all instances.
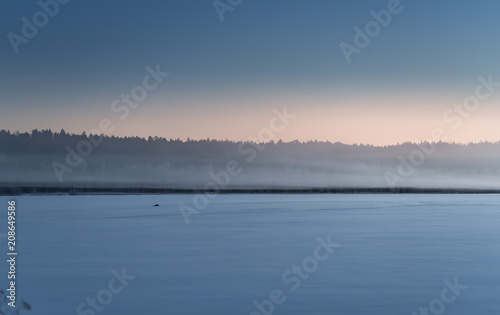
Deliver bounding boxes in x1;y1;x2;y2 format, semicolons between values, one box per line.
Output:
0;194;499;314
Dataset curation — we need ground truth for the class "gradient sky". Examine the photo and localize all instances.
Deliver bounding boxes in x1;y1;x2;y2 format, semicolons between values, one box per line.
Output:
2;0;500;145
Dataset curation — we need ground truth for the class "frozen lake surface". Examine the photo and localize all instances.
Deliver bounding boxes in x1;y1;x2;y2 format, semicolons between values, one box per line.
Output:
1;194;499;314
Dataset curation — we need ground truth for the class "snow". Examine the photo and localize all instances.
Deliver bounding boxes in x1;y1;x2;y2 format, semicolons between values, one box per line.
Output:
0;194;499;314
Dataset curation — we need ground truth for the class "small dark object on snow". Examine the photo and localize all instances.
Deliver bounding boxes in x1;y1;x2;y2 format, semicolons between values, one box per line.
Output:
153;204;159;207
22;299;32;310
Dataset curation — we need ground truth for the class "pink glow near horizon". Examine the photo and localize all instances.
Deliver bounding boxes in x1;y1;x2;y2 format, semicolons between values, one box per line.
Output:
4;93;500;146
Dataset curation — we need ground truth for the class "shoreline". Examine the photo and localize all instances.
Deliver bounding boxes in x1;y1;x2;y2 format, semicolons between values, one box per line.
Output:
2;186;500;196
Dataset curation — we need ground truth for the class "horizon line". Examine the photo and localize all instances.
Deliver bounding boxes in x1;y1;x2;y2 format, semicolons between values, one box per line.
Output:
3;128;500;147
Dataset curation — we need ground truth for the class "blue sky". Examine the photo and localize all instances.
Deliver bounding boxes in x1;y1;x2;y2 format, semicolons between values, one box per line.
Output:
2;0;500;144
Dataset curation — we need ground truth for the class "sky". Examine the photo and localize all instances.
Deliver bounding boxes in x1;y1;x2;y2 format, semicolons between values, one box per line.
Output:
2;0;500;145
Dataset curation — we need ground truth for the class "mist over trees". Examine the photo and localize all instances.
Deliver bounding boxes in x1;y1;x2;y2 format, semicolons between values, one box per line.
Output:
2;129;500;191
